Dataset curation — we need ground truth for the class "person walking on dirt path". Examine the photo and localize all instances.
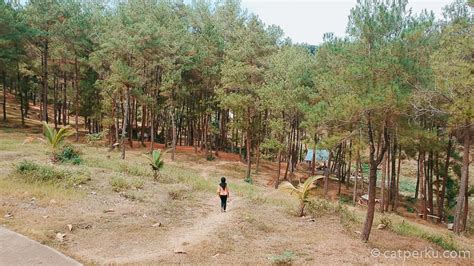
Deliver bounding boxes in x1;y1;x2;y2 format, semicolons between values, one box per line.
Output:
217;177;230;212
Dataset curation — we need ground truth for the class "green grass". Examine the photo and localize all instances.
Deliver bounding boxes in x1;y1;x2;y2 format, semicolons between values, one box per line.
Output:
268;251;295;265
398;177;416;195
0;178;84;203
109;175;131;192
14;160;90;188
391;220;458;250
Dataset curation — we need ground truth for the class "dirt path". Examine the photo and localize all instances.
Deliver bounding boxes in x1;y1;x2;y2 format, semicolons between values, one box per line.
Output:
103;195;242;264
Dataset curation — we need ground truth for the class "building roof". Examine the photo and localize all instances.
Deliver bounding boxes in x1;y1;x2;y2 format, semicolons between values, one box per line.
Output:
304;149;329;161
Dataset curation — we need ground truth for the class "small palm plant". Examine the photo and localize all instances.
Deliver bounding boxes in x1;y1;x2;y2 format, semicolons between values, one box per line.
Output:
143;150;164;181
280;175;321;217
41;122;75;162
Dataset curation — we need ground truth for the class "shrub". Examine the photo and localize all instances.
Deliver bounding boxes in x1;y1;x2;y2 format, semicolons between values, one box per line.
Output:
131;178;145;190
86;130;108;146
56;144;82;165
14;160;88;188
143;150;164;181
268;251;295;265
110;176;130;192
41;122;74;162
338;194;352;205
244;176;254;184
168;184;191;200
392;221;458;250
379;215;393;229
15;160;68;183
306;198;338;217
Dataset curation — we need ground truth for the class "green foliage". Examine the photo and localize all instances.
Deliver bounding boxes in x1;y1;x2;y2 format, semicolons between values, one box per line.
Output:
398;178;416;194
206;154;216;161
109;176;130;192
306;198;338;217
41;122;75;161
57;144;82;165
143;150;164;181
86;130;108;146
131;178;145;190
15;160;65;183
268;251;295;265
392;221;458;250
445;175;459;210
379;216;393;229
14;160;89;187
280;176;320;216
244;176;254;184
338;194;352;205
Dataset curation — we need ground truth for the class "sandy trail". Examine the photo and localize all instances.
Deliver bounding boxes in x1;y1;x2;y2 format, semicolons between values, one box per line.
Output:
104;182;242;264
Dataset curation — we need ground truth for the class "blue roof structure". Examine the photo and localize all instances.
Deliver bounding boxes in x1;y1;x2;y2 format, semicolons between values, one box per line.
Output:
305;149;329;161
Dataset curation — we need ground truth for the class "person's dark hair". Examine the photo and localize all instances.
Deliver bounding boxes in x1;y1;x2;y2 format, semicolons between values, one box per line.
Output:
220;177;226;189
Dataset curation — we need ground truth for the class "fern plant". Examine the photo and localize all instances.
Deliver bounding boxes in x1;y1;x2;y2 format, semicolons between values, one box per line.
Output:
280;175;321;217
41;122;75;162
143;150;164;181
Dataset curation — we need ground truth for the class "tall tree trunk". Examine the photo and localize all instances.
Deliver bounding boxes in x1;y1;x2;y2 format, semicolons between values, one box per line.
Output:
171;108;176;161
150;105;155;153
255;144;261;173
311;133;317;176
121;88;130;160
453;125;471;234
427;151;434;216
390;135;397;211
2;72;6;121
361;114;388;242
438;135;452;222
42;41;49;122
141;104;146;145
17;64;24;126
415;153;420;199
419;151;427;220
245;107;252;180
381;153;386;213
275;150;282;189
324;151;333;198
74;57;79;142
62;73;67;125
53;75;58;130
353;151;360;205
394;145;402;211
346;140;352;189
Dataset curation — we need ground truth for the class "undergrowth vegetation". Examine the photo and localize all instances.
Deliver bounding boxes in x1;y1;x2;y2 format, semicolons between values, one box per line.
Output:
14;160;90;188
391;220;458;251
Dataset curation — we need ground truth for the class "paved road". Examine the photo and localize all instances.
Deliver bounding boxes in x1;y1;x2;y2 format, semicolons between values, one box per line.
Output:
0;226;81;266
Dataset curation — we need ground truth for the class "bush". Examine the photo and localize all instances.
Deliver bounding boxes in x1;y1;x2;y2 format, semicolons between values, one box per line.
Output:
306;198;338;217
338;194;352;205
379;216;393;229
14;160;89;188
244;176;254;184
56;144;82;165
268;251;295;265
15;160;68;183
168;184;191;200
392;221;458;250
131;178;145;190
110;176;130;192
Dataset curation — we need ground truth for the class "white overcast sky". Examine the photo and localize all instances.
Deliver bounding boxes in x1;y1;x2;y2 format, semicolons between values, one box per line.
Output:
240;0;452;44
